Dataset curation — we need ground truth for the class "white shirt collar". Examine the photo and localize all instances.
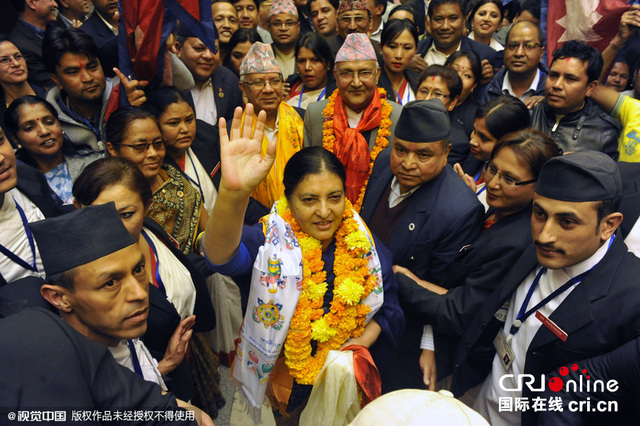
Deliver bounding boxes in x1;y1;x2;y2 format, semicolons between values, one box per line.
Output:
502;69;541;100
388;176;422;208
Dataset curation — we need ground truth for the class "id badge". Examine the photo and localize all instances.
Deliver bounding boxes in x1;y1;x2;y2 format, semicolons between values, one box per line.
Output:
494;329;516;371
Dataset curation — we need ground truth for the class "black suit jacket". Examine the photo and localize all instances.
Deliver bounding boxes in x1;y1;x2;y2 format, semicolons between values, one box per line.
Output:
79;12;116;49
361;150;484;283
8;20;53;89
0;308;196;423
450;237;640;425
184;66;243;124
398;206;533;378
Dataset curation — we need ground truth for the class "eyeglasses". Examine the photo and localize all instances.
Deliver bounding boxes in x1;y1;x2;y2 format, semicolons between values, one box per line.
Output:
118;141;164;154
270;20;298;28
505;42;542;52
336;69;376;81
484;162;536;188
339;15;368;24
243;77;283;90
417;88;450;100
0;53;25;67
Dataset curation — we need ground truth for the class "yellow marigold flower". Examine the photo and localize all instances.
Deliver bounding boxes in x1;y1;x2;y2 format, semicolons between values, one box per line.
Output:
311;317;338;342
299;236;322;252
305;280;327;300
344;230;370;251
335;277;365;305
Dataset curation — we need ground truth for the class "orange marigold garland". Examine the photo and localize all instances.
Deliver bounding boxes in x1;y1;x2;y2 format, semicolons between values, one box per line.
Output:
322;89;392;212
277;197;378;385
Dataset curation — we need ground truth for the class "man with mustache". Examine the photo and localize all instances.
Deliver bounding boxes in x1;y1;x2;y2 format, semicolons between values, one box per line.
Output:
449;151;640;425
79;0;119;49
530;40;621;160
24;203;212;425
8;0;58;88
267;0;300;79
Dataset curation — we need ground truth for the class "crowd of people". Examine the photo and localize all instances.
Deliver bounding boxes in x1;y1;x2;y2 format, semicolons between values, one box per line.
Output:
2;0;640;424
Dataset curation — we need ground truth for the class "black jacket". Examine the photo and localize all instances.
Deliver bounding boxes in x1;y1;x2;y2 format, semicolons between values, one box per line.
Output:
530;99;621;160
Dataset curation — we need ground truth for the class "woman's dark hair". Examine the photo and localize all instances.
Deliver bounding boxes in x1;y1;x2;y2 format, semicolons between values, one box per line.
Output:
223;29;263;74
418;65;463;99
475;95;530;141
145;86;193;119
73;156;153;207
295;32;334;73
467;0;505;26
283;147;346;199
388;4;416;22
491;128;562;179
4;96;59;138
445;50;482;84
105;106;158;150
381;19;418;48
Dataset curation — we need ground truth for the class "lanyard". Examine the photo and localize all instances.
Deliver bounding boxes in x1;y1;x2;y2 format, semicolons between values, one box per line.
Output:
476;185;486;196
182;150;205;202
508;235;615;341
474;168;483;182
0;199;38;272
298;85;327;108
395;78;410;105
127;340;144;378
141;230;167;297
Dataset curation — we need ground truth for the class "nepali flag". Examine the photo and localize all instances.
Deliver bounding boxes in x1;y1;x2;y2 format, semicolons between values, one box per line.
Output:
545;0;630;65
108;0;217;115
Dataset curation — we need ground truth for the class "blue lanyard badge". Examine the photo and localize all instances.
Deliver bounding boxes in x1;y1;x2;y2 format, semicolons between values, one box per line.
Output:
127;340;144;378
0;199;38;272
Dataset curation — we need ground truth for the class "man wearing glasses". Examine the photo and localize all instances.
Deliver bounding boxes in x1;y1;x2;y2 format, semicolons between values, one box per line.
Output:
303;33;402;205
478;21;547;105
530;40;621;160
268;0;300;79
238;42;304;208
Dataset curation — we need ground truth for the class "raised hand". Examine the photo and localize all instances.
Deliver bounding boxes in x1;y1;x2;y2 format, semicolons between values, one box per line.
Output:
113;67;149;107
218;104;276;194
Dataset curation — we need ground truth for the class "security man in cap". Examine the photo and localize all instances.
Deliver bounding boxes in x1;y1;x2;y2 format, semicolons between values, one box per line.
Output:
29;203;213;425
450;151;640;425
360;99;484;391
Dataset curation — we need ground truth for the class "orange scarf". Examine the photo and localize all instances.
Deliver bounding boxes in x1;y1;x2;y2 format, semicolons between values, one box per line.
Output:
332;89;384;203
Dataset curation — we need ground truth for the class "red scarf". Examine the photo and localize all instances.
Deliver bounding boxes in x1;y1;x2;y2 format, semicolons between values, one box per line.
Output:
332;89;384;203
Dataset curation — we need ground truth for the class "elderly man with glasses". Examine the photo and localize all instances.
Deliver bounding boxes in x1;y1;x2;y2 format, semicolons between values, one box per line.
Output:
303;33;402;208
267;0;300;79
237;42;304;208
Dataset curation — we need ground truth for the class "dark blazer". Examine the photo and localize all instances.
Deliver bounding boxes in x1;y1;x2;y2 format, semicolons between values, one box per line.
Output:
398;205;533;378
361;150;484;391
450;237;640;425
361;150;484;283
416;36;500;69
377;67;420;104
184;66;244;124
476;65;548;106
79;12;116;49
408;0;426;34
8;20;53;89
0;307;196;423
